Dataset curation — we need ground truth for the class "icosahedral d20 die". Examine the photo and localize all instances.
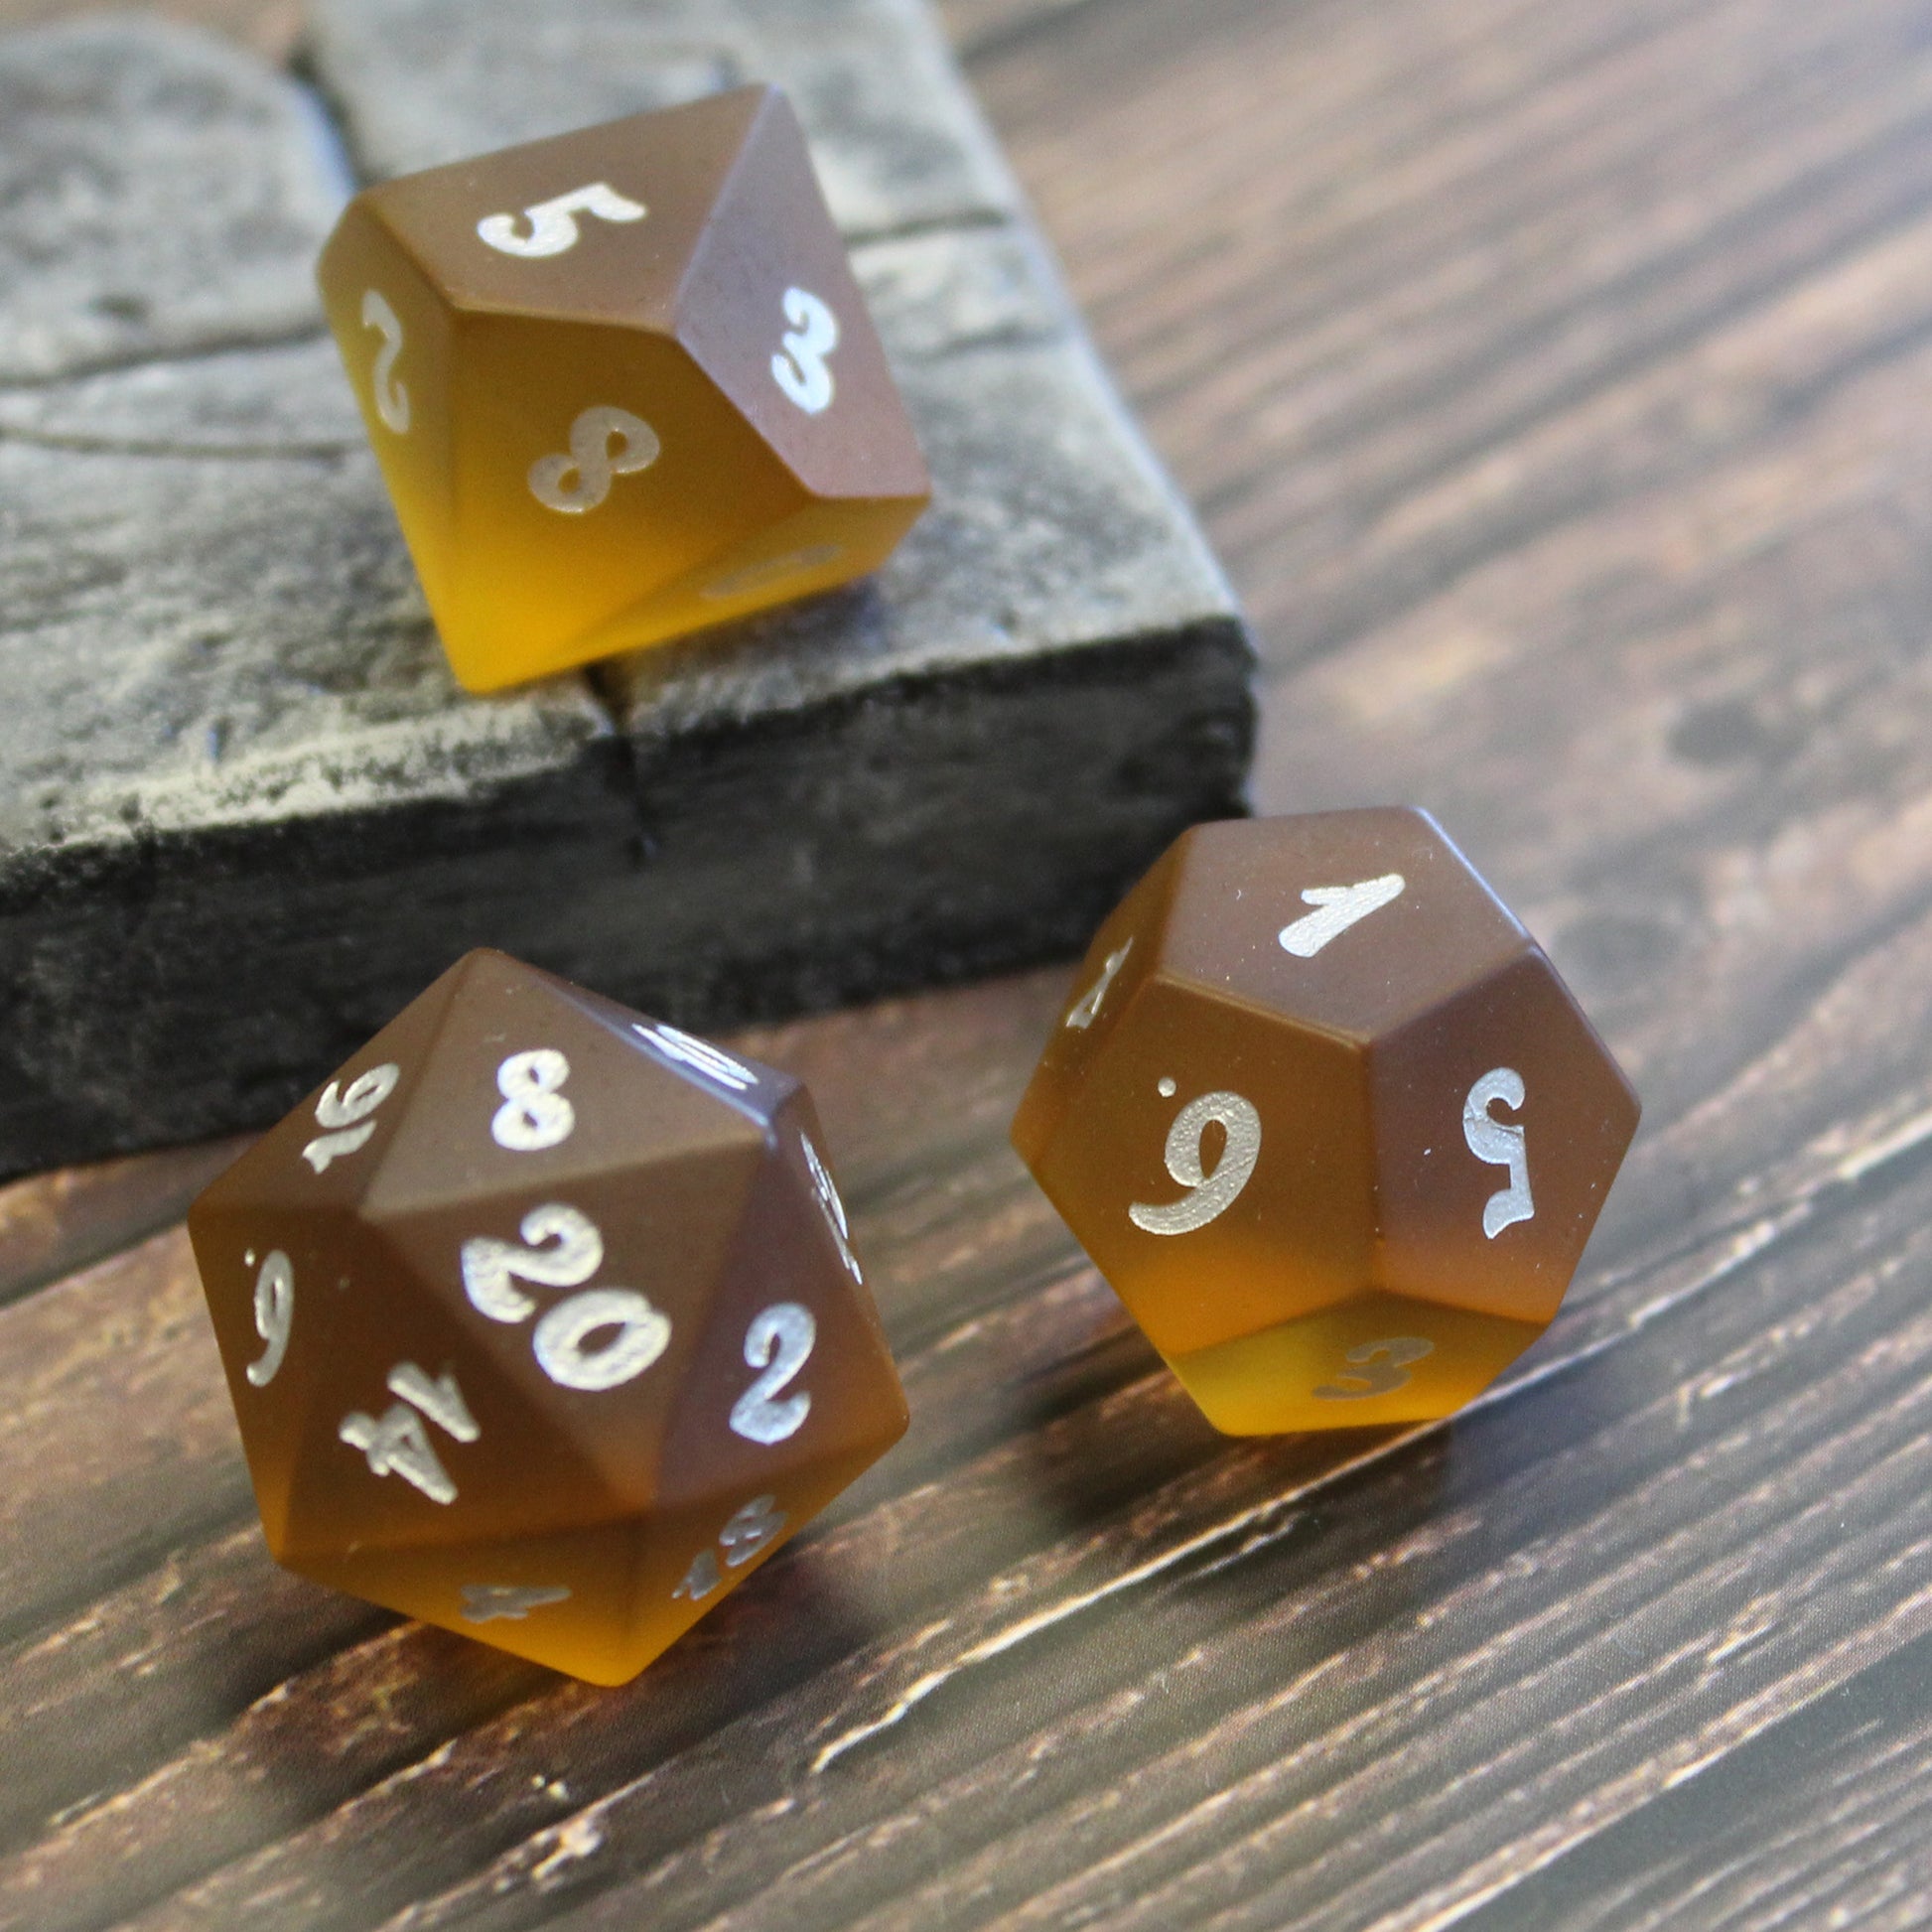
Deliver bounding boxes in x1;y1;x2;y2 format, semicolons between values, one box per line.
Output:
317;85;930;691
188;950;906;1684
1011;809;1640;1436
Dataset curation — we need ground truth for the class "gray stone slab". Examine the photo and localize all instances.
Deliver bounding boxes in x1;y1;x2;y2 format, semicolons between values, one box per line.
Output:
0;19;346;382
0;337;641;1171
305;0;1025;238
0;3;1252;1180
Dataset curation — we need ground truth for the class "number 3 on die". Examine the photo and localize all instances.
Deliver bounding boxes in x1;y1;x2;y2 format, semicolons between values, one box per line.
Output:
771;288;839;414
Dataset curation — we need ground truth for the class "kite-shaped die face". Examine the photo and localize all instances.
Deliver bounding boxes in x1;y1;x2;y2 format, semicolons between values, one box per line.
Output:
317;86;930;692
1012;810;1640;1437
189;950;905;1685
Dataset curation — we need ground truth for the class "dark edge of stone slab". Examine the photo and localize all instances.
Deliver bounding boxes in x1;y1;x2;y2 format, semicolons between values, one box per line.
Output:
595;616;1256;1022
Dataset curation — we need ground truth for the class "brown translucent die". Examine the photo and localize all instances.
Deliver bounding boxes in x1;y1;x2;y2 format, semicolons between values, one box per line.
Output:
1011;810;1640;1436
188;951;906;1685
316;85;929;693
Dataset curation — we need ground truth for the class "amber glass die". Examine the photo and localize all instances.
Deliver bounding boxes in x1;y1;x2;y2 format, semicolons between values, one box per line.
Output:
1012;809;1640;1434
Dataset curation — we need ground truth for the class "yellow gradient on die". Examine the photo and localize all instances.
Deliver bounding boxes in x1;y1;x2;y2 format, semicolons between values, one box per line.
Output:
314;89;932;693
1165;1293;1543;1437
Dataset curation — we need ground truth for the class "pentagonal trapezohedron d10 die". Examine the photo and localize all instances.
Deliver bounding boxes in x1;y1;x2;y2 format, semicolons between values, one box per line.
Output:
188;949;906;1684
317;85;930;691
1012;810;1640;1436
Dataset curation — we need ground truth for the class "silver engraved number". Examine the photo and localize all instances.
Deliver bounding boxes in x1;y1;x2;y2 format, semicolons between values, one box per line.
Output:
528;405;660;514
729;1304;816;1445
631;1022;759;1093
461;1202;601;1321
534;1289;671;1393
673;1495;790;1602
801;1135;862;1283
1129;1091;1263;1236
770;287;839;414
303;1061;401;1173
477;181;646;258
1313;1337;1436;1401
339;1363;479;1506
721;1494;787;1566
1278;873;1406;958
245;1250;295;1388
491;1049;575;1152
361;290;410;434
462;1583;571;1623
671;1547;721;1603
701;544;844;603
1464;1067;1535;1238
461;1200;671;1392
1066;941;1132;1031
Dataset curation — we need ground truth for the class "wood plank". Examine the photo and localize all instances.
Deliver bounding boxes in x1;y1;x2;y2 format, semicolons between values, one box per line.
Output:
0;1135;245;1311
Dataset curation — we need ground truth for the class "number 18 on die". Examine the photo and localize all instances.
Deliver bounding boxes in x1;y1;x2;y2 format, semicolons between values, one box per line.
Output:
1012;809;1640;1436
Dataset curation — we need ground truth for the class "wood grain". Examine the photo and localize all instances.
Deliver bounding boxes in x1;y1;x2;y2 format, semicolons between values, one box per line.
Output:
3;0;1932;1924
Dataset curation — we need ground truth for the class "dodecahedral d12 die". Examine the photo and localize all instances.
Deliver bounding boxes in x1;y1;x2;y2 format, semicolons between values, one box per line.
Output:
316;86;930;692
187;951;906;1684
1011;809;1640;1436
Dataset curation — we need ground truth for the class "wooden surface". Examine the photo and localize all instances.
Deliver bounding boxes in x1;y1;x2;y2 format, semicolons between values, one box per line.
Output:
5;0;1932;1925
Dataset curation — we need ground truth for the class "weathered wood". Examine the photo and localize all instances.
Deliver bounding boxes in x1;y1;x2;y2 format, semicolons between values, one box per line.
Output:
0;3;1249;1180
0;1133;243;1310
4;0;1932;1924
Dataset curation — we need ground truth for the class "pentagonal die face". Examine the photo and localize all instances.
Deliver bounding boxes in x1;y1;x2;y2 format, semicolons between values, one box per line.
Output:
1012;811;1640;1436
189;951;906;1684
317;86;929;692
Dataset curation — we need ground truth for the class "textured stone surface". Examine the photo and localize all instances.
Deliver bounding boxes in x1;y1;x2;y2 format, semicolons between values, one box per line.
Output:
304;0;1025;236
0;3;1252;1179
0;18;346;382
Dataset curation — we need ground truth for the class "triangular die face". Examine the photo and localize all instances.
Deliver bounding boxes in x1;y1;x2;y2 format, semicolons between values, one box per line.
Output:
290;1478;823;1684
364;1122;769;1522
1158;810;1532;1043
187;1195;380;1557
440;314;798;691
677;88;930;505
190;961;465;1221
277;1213;619;1562
653;1089;907;1515
290;1515;649;1684
360;950;769;1221
553;974;801;1126
355;87;769;333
